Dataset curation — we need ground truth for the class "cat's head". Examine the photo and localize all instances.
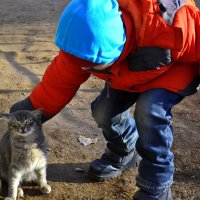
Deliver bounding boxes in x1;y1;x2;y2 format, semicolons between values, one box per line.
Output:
0;109;43;135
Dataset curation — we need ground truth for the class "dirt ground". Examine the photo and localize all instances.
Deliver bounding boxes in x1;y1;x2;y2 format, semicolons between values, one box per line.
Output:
0;0;200;200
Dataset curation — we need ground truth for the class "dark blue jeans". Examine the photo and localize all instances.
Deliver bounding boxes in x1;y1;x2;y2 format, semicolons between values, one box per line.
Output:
91;87;183;194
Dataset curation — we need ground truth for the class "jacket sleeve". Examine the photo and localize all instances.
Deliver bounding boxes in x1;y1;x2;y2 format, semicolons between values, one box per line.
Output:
29;50;91;116
172;5;200;63
130;0;200;64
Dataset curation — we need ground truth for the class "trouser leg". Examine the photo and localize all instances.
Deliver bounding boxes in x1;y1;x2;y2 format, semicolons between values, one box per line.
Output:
134;89;183;195
91;86;139;155
88;86;141;181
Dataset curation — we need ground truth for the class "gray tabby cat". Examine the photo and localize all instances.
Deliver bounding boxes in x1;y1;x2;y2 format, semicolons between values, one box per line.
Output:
0;109;51;200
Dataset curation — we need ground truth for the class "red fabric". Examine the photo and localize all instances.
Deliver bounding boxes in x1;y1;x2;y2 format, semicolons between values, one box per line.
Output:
29;1;200;116
92;7;199;93
117;0;187;50
30;51;91;115
172;6;200;62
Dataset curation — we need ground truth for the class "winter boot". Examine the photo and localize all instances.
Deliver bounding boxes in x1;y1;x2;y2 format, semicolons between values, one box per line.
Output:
133;188;173;200
88;148;141;181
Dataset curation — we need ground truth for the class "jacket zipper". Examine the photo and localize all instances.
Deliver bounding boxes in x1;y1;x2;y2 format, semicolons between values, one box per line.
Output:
106;78;110;98
106;70;112;98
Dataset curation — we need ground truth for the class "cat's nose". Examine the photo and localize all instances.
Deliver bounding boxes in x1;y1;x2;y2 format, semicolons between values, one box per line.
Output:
20;127;26;133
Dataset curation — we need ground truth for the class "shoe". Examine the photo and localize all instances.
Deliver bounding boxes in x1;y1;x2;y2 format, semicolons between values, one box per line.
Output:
133;188;173;200
88;148;141;181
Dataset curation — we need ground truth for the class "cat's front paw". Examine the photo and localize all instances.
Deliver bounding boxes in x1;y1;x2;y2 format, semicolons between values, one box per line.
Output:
17;188;24;198
4;197;15;200
40;184;51;194
0;179;2;192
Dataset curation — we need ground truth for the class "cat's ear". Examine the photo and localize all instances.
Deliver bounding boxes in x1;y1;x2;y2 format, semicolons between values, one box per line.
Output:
32;108;43;119
0;113;11;120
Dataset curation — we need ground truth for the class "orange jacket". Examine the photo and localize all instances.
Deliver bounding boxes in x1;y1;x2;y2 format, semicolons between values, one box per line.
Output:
29;0;200;115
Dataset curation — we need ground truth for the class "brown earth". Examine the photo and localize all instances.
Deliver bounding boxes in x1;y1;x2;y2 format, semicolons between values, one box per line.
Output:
0;0;200;199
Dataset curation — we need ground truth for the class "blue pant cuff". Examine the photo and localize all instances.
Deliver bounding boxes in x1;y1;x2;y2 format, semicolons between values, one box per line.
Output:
136;175;173;195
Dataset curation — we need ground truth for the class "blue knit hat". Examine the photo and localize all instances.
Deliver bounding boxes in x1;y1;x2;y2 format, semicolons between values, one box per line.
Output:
55;0;126;64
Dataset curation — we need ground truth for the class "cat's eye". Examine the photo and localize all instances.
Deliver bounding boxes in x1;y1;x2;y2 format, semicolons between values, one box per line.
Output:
26;120;34;126
11;122;20;128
